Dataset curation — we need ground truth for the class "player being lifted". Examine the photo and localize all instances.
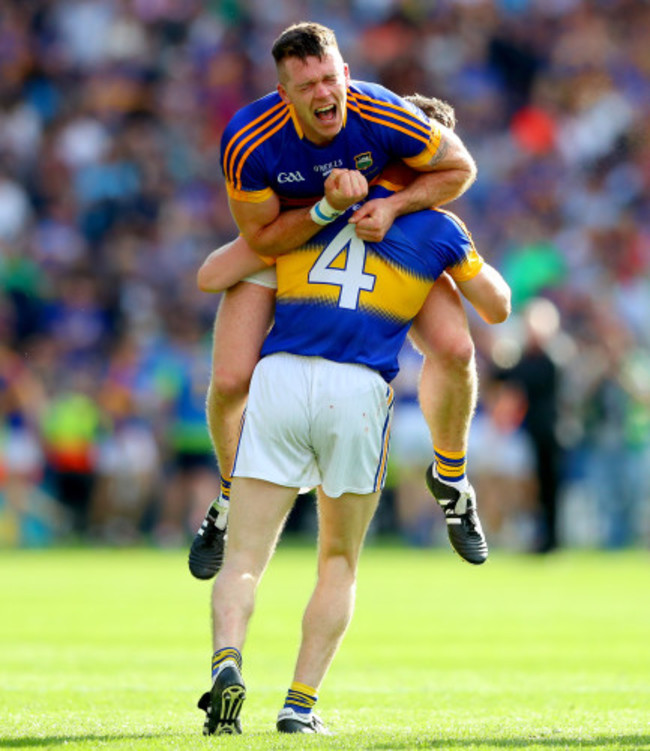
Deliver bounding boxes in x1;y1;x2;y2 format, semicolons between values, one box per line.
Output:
189;22;485;578
194;94;511;735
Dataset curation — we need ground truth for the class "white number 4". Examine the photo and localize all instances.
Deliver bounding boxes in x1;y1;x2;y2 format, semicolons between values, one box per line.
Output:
308;224;375;310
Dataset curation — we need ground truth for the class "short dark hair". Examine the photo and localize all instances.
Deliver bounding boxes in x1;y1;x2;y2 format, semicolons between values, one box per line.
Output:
404;93;456;131
271;22;339;65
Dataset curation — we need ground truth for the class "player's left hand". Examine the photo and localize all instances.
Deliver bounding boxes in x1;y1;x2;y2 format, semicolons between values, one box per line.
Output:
348;198;398;242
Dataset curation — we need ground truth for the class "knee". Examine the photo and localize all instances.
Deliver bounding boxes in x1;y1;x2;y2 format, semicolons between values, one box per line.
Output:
430;331;475;374
446;334;475;370
216;554;263;598
318;551;358;588
209;362;253;404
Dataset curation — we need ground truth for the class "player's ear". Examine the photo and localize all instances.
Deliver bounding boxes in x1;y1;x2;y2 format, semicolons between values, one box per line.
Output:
277;83;290;104
343;63;350;84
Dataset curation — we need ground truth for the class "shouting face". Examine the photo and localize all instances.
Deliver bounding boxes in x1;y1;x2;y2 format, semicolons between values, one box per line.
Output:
277;49;350;145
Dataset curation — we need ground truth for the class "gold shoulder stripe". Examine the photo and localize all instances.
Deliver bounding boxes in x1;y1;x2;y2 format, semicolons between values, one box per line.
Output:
352;111;431;145
349;91;432;137
288;104;304;139
223;100;285;182
223;101;287;185
233;110;291;190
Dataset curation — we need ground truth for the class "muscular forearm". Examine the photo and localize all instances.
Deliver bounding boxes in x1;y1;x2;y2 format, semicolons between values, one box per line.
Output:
387;165;476;217
389;125;477;214
233;168;369;258
243;204;321;258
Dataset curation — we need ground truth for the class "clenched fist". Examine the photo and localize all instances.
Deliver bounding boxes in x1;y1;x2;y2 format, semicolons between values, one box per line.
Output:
324;169;368;212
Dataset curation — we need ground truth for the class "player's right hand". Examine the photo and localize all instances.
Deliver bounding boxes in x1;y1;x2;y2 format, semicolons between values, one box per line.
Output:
324;168;368;211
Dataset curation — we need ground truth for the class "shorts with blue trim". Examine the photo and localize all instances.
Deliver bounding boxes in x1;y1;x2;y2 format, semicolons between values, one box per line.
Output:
233;353;394;498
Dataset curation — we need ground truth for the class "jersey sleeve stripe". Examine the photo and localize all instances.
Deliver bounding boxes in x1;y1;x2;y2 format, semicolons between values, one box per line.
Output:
225;184;275;203
432;208;485;282
373;177;407;193
349;89;432;123
402;127;442;168
232;110;291;190
223;102;287;186
347;105;433;146
348;91;432;138
448;251;484;282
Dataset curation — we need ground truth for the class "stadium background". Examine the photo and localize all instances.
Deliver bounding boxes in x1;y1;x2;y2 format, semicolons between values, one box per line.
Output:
1;0;649;553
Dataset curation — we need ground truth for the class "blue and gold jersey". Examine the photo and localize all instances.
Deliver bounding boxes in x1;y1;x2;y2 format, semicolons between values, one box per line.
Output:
220;81;441;208
260;185;484;382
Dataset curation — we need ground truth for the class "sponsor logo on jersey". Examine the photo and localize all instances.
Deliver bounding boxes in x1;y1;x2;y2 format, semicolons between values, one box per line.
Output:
354;152;373;171
278;171;306;183
313;159;344;176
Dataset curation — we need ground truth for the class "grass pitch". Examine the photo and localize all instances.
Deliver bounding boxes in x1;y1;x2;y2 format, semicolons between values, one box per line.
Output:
1;543;649;750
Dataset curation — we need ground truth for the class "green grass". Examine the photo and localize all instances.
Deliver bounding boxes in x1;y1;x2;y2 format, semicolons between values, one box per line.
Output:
1;544;649;750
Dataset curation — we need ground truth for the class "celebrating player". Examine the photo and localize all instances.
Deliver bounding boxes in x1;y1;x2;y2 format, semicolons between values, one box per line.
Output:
195;124;511;734
189;22;482;581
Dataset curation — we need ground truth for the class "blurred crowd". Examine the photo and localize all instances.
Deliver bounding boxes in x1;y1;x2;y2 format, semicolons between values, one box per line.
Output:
1;0;649;551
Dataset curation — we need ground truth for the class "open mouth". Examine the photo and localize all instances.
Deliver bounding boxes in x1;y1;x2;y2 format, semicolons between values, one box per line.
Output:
314;104;337;122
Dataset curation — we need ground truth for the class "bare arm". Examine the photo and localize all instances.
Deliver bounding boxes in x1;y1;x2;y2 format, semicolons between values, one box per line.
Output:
197;237;268;293
230;169;368;257
228;193;314;257
456;263;512;324
350;126;477;242
388;126;477;209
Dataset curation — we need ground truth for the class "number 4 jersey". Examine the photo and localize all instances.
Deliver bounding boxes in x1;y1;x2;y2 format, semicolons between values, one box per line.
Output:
260;181;484;383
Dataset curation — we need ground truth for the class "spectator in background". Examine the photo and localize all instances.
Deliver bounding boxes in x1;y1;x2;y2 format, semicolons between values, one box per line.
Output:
39;365;103;536
494;298;563;553
152;312;220;546
579;321;650;549
91;332;160;544
468;378;538;550
0;341;62;545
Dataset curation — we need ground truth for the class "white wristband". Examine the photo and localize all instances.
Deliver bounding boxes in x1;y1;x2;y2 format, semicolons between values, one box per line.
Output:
310;196;344;226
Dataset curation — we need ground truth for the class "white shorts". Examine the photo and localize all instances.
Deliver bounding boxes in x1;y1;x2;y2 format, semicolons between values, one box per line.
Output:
242;266;277;289
233;353;394;497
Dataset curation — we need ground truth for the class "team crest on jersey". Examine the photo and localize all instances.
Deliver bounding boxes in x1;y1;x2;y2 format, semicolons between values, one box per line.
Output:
354;152;373;171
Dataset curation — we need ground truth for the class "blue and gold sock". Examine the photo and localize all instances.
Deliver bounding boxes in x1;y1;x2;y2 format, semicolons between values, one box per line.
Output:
283;681;318;715
211;647;242;683
220;476;231;503
212;476;231;529
434;447;469;490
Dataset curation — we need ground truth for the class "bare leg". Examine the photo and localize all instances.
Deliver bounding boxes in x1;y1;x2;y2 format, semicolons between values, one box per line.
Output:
291;488;380;690
189;282;275;579
411;275;488;564
211;477;296;651
410;273;477;454
207;282;275;478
